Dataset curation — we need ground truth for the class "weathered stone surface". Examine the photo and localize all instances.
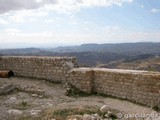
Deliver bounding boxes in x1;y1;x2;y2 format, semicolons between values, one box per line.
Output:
107;111;113;117
29;109;41;116
5;97;17;104
83;114;92;120
0;56;78;83
100;105;110;113
31;94;38;97
0;84;16;95
91;113;102;120
7;109;23;116
67;67;160;107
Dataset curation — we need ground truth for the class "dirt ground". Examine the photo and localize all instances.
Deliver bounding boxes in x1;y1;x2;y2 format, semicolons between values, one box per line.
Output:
0;77;159;120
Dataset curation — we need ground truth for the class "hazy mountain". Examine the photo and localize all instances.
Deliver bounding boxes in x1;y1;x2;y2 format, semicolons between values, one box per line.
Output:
0;48;41;55
53;42;160;55
0;42;160;67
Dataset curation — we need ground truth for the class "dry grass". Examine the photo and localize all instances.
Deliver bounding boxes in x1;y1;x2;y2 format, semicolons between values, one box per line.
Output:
44;106;101;120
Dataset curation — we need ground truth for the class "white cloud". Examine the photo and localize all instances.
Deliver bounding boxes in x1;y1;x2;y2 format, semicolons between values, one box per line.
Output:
43;0;134;13
36;0;43;3
72;21;78;25
0;0;134;24
0;0;57;14
2;28;21;37
0;0;134;15
0;18;8;24
84;27;89;30
28;18;37;22
44;19;54;23
151;8;160;13
4;28;21;34
9;10;48;23
41;31;54;37
102;26;120;37
69;14;75;18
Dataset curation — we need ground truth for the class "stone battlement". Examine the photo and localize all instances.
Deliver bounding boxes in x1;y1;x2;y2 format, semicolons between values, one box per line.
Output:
0;56;159;107
67;68;160;107
0;56;78;82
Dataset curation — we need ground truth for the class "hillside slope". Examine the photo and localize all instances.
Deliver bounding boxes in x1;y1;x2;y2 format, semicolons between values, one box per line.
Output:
97;56;160;72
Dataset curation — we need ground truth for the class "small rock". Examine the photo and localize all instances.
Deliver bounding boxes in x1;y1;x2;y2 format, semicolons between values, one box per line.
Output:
107;111;117;119
37;89;44;93
100;105;110;113
104;118;112;120
83;114;92;120
92;113;99;117
30;110;41;116
9;97;17;100
104;114;109;118
91;116;96;120
107;111;112;116
8;109;23;116
23;85;28;89
0;84;16;95
39;95;43;98
42;102;53;107
5;97;17;104
31;94;38;97
50;119;56;120
91;113;102;120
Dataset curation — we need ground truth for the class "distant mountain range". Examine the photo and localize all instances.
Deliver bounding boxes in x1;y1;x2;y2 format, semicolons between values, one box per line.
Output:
52;42;160;55
0;42;160;67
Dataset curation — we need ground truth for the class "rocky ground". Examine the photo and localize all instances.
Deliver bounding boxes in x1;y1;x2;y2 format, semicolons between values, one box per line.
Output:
0;77;159;120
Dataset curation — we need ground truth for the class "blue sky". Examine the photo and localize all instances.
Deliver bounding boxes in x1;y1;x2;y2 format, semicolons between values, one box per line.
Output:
0;0;160;48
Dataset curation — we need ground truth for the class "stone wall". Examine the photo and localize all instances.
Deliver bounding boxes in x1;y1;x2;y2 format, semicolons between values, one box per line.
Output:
0;56;78;83
66;68;94;93
0;56;159;107
68;68;160;107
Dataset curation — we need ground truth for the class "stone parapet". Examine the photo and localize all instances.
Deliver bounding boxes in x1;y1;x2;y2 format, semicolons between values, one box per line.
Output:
67;68;160;107
0;56;78;83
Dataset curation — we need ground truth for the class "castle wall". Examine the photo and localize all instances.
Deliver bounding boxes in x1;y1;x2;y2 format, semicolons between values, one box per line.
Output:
0;56;159;107
0;56;78;83
66;68;94;93
68;68;160;107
